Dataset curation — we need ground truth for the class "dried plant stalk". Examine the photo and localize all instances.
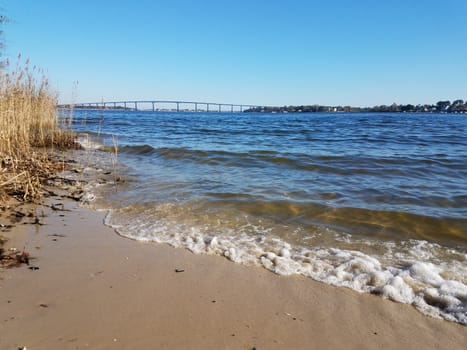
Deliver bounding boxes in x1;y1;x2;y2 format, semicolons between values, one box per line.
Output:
0;56;77;201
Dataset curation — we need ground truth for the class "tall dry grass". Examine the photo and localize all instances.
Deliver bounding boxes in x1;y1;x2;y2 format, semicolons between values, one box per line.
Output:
0;56;77;202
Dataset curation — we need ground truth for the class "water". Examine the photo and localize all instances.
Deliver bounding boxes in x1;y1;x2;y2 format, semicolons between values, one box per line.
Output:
69;110;467;324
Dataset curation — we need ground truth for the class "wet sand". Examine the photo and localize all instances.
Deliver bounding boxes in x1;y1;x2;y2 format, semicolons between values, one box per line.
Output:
0;199;465;350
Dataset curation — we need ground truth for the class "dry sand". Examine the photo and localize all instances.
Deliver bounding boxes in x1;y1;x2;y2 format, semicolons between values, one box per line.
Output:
0;198;465;350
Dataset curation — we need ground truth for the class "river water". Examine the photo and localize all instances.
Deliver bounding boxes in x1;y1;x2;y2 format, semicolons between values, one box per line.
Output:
69;110;467;324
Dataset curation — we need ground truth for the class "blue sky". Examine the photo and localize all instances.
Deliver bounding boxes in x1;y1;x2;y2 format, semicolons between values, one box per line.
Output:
2;0;467;106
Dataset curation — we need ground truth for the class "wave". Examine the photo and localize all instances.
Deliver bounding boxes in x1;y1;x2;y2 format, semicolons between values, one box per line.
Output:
113;145;467;219
95;198;467;325
117;145;461;170
119;144;156;155
203;199;467;248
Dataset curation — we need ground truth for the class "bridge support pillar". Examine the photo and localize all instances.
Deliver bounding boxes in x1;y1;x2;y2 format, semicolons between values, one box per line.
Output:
134;101;138;110
152;102;155;112
195;103;198;112
176;102;180;112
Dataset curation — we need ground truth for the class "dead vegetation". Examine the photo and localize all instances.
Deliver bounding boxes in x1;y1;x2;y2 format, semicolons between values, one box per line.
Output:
0;57;80;258
0;56;79;203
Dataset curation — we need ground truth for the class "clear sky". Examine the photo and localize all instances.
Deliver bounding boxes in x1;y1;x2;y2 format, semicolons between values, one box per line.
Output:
2;0;467;106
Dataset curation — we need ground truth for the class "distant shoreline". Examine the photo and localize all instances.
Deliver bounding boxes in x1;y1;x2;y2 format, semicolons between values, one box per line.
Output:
245;100;467;113
59;99;467;114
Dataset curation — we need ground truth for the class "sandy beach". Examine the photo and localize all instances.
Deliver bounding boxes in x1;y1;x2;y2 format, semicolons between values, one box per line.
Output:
2;1;467;348
0;196;464;350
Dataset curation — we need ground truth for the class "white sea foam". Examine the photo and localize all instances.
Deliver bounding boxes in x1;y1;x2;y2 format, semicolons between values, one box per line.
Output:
74;170;466;325
77;133;104;150
96;204;467;325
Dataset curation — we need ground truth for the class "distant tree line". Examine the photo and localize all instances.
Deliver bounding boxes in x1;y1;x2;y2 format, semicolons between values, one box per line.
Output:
245;100;467;114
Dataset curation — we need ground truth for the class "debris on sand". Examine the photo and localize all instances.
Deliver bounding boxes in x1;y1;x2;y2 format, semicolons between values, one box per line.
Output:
0;247;30;268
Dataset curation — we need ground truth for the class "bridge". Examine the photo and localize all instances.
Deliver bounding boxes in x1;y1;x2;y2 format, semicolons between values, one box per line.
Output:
63;100;264;113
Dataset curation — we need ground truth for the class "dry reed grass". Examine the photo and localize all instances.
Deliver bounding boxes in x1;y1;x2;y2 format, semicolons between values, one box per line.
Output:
0;56;78;202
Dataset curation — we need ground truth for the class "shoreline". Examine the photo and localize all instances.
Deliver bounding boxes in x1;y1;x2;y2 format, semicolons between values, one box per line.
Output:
0;195;465;349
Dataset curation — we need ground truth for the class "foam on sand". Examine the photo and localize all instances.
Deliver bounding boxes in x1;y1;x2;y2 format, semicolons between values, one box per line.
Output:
69;156;466;326
100;204;466;325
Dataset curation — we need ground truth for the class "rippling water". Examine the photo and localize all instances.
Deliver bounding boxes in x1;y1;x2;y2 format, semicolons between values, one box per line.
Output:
69;110;467;324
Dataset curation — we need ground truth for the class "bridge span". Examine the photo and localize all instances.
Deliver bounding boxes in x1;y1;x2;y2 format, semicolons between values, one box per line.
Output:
63;100;264;113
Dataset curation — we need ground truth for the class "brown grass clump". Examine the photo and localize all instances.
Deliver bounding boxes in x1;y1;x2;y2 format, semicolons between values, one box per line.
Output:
0;56;78;202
